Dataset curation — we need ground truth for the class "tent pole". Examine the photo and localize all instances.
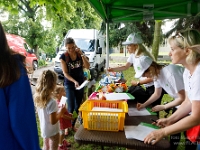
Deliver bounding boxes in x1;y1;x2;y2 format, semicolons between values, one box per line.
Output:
106;22;109;69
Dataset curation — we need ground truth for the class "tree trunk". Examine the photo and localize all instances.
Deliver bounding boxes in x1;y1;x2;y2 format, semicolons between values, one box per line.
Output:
120;46;123;53
152;20;162;61
33;45;39;58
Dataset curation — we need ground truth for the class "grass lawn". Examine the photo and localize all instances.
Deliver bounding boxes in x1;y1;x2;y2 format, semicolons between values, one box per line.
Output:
36;62;185;150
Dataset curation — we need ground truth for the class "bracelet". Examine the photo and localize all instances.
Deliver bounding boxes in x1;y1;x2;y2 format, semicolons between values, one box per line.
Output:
137;81;140;86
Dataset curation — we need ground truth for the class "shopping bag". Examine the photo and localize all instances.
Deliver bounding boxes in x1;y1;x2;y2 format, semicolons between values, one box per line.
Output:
186;125;200;143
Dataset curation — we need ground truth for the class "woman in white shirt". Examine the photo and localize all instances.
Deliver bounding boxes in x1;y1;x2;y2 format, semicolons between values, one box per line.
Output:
136;56;185;112
108;33;165;105
144;29;200;149
135;55;192;149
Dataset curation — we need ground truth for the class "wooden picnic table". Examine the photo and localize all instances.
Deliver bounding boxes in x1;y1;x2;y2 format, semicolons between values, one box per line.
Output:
74;101;170;150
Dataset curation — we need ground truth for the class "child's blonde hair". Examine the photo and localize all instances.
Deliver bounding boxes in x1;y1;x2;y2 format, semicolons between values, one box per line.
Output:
34;70;57;108
53;85;65;100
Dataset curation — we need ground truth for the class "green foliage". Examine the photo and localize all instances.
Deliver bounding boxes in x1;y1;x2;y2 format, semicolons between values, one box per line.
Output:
165;15;200;37
38;59;46;67
0;0;102;60
100;21;155;48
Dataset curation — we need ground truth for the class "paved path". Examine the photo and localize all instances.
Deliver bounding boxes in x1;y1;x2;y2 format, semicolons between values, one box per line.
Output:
30;64;54;95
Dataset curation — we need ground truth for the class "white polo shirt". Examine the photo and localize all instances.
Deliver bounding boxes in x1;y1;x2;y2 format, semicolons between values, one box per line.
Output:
127;53;136;64
127;54;154;87
154;64;184;98
183;62;200;101
37;99;59;138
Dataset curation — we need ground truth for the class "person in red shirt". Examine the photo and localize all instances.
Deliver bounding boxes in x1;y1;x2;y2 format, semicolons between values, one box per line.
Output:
54;85;74;150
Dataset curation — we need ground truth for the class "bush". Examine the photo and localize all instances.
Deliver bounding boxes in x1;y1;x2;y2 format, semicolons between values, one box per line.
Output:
38;59;47;67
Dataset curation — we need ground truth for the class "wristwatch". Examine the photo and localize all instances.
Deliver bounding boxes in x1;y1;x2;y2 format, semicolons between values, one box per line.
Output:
137;81;140;86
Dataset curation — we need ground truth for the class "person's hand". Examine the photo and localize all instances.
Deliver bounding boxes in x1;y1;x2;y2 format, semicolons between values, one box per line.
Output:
69;113;74;120
62;114;74;120
74;81;79;88
58;105;67;115
156;118;172;128
137;103;145;110
70;116;75;121
151;105;165;112
131;80;138;86
107;67;114;72
144;128;166;145
75;46;83;55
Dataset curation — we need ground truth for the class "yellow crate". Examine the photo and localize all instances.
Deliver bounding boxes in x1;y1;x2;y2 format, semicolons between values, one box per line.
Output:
79;100;128;131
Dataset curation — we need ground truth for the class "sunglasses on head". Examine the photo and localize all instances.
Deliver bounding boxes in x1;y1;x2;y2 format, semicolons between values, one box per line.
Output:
173;32;184;40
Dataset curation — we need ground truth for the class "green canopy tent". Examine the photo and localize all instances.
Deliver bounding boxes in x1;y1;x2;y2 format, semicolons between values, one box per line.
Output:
87;0;200;68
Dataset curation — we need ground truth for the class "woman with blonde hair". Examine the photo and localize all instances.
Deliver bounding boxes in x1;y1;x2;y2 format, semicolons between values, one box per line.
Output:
34;70;67;150
108;33;165;105
108;33;155;72
143;29;200;150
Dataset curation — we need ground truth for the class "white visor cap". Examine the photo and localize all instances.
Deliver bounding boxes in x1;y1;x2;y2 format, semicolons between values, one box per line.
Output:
122;33;143;45
134;56;153;78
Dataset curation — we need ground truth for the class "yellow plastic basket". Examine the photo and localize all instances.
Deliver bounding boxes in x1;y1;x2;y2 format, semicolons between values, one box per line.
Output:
79;100;128;131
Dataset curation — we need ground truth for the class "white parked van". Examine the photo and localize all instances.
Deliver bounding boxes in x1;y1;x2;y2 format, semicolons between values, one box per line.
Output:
54;29;106;80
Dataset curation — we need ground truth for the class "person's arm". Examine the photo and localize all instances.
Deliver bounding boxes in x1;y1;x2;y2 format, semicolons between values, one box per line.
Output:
7;64;40;149
151;96;191;128
50;105;67;125
158;95;191;126
131;78;153;86
165;100;200;133
144;99;200;145
152;89;185;112
75;47;90;69
137;87;162;110
107;62;132;72
163;89;185;110
62;114;74;120
60;59;79;87
81;55;90;69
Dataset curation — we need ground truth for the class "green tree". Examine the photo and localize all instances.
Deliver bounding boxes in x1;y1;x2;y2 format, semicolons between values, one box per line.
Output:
100;21;155;53
1;0;102;58
1;0;44;56
165;15;200;37
50;0;101;41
